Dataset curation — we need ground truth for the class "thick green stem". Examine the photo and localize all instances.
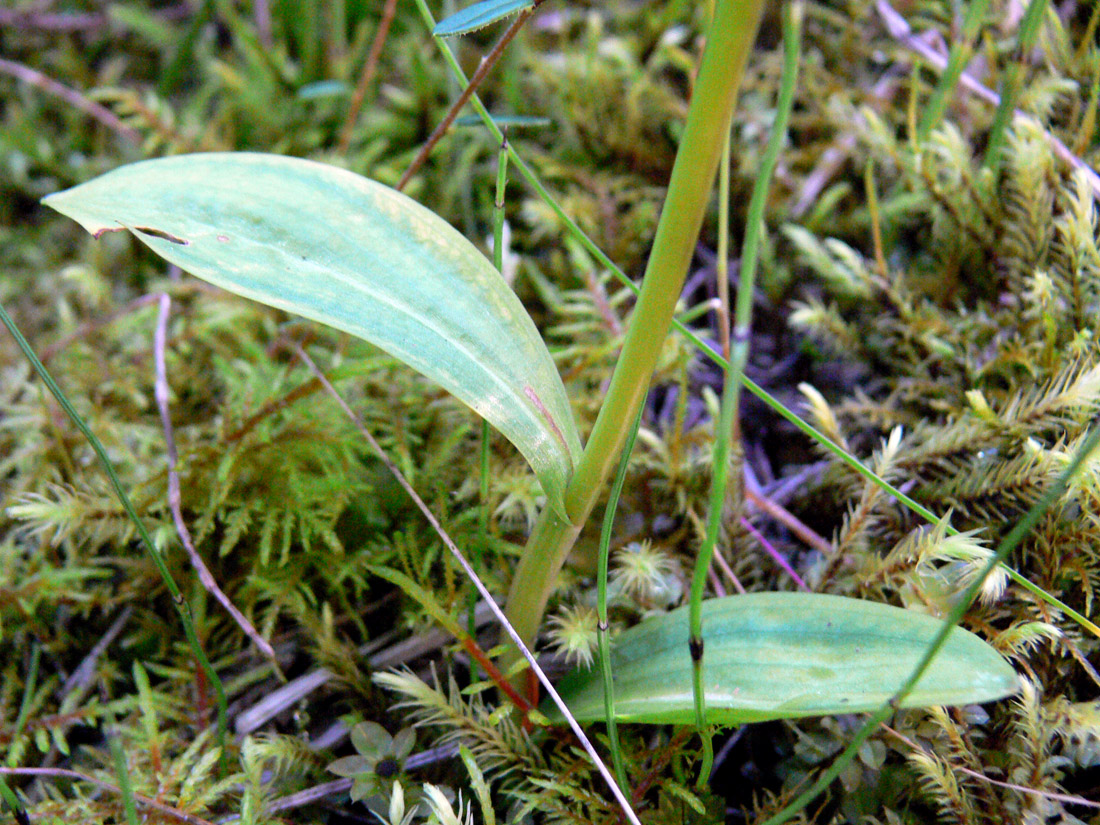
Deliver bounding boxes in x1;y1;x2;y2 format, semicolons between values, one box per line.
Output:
504;507;582;653
504;0;765;659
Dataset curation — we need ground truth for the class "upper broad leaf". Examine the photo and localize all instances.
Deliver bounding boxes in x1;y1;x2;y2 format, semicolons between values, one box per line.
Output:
433;0;534;37
43;152;582;514
548;592;1019;725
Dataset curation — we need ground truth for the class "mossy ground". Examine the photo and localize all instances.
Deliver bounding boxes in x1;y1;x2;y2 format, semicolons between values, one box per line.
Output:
2;1;1099;823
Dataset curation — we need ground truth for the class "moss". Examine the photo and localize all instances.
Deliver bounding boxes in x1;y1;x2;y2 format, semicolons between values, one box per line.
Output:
1;1;1099;823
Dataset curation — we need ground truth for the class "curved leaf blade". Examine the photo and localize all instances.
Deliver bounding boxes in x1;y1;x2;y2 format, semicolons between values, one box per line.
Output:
548;592;1019;725
433;0;534;37
43;153;582;513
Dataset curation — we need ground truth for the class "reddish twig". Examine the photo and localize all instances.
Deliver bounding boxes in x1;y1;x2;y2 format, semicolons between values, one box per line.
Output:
709;541;746;594
0;57;140;146
40;294;162;362
397;5;537;191
740;517;810;590
153;294;280;667
58;606;132;701
0;9;105;31
253;0;272;48
744;485;832;556
338;0;398;154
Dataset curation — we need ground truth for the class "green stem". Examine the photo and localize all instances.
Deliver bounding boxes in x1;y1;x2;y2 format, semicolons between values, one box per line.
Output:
471;133;510;642
0;780;20;819
505;0;765;658
503;507;583;656
983;0;1048;171
688;1;802;787
563;0;763;523
0;300;230;774
916;0;991;141
597;404;645;795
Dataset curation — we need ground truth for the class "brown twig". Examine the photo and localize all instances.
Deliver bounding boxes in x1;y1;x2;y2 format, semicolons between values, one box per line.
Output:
40;294;162;362
710;548;743;594
397;5;538;191
0;57;141;146
744;485;832;556
338;0;398;154
222;376;325;444
153;294;280;667
57;606;132;702
0;767;217;825
740;516;810;590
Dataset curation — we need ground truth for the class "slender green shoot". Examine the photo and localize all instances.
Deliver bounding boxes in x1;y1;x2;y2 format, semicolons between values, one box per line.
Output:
107;723;140;825
596;403;645;796
493;133;509;272
984;0;1049;171
0;300;230;772
470;132;510;641
475;419;491;642
688;0;801;787
916;0;991;141
0;780;21;819
688;0;737;781
760;418;1100;825
6;645;40;768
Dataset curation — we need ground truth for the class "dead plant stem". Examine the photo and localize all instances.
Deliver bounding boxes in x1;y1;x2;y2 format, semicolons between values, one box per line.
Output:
153;294;280;667
338;0;398;154
397;3;541;191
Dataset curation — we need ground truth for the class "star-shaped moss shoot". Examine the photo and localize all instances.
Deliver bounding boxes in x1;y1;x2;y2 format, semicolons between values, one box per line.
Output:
327;721;416;803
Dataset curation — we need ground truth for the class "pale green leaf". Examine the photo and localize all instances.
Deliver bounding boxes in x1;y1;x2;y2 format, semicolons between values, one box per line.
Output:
43;153;581;514
549;592;1019;725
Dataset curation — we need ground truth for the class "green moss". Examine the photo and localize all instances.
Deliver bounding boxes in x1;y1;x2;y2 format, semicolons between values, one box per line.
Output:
2;0;1099;822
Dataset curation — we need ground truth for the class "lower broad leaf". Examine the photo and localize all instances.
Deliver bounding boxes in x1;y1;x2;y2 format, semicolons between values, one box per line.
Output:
548;592;1019;725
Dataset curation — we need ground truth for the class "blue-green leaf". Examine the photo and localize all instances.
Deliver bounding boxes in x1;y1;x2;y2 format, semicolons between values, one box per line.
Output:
548;592;1019;725
433;0;534;37
43;153;582;515
454;114;552;129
